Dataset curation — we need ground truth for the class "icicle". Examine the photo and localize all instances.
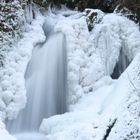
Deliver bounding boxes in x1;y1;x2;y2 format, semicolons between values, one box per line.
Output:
24;0;34;24
111;48;130;79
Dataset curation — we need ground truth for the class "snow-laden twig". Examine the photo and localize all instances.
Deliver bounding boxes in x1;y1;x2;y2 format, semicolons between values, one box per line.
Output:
126;71;140;99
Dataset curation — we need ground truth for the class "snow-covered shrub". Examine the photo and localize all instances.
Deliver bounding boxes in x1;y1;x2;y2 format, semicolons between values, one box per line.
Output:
0;0;46;121
0;0;25;66
0;15;45;121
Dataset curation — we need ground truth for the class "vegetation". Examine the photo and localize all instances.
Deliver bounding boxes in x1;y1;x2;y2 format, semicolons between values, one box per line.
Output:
119;0;140;21
32;0;140;21
2;0;139;19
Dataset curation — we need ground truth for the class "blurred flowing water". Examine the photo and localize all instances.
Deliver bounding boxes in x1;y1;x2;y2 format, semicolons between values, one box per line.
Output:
6;20;67;139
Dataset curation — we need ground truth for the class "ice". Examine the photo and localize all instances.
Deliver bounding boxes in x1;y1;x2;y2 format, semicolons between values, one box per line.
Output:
39;10;140;140
0;6;140;140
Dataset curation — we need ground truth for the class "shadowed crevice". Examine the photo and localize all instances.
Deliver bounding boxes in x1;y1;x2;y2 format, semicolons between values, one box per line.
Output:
103;119;117;140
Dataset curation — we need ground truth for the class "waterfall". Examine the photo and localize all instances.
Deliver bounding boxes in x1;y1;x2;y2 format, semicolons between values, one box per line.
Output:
6;27;67;136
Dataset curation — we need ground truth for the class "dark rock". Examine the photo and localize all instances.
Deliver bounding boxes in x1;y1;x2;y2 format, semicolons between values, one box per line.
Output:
84;9;104;31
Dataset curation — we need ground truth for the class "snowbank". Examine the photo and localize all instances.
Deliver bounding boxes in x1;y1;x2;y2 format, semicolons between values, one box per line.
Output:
0;120;17;140
107;52;140;139
40;111;116;140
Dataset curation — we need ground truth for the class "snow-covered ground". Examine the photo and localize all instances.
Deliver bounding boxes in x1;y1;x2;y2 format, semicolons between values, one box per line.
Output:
0;7;140;140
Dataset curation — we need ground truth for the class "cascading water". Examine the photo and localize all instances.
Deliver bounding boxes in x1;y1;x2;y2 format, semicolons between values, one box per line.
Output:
6;17;67;139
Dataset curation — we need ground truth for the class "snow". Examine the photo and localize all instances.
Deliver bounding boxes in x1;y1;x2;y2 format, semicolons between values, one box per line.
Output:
39;10;140;140
14;132;47;140
106;52;140;139
84;9;104;31
53;9;140;106
71;78;115;113
0;6;140;140
90;13;140;76
40;111;117;140
0;120;17;140
0;13;45;139
0;11;46;139
0;0;25;69
0;14;45;121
